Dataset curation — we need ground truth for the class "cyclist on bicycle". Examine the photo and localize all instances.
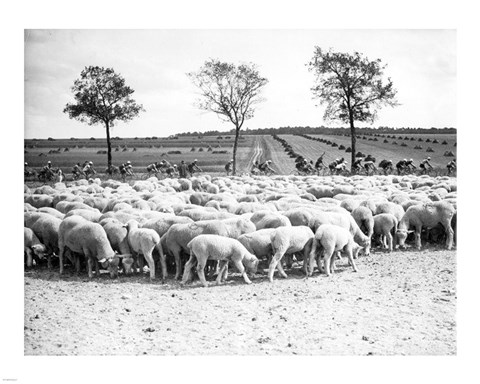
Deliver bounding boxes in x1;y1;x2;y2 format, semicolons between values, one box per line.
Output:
188;159;203;176
405;159;416;173
396;159;407;175
225;159;234;176
251;160;260;174
259;160;275;175
72;163;85;180
40;161;55;180
363;159;377;175
378;159;393;175
446;159;456;175
165;164;178;178
315;153;326;174
335;159;347;174
83;161;96;178
328;158;340;174
146;162;160;176
419;156;433;175
353;158;364;174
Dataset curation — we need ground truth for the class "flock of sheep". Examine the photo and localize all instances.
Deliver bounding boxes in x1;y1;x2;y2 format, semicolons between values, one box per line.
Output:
24;172;457;287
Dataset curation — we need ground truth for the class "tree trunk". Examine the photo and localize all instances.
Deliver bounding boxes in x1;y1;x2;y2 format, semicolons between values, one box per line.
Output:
349;112;356;172
105;120;112;171
232;125;241;175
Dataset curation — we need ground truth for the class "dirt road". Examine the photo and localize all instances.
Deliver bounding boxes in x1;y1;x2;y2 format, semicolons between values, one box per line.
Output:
24;247;456;355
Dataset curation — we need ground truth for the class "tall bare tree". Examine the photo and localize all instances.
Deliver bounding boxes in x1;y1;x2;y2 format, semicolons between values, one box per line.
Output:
64;66;144;172
307;48;399;171
187;59;268;175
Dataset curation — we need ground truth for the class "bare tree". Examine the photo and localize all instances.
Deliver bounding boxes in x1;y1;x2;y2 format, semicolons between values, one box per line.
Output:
187;59;268;175
307;48;399;171
64;66;144;172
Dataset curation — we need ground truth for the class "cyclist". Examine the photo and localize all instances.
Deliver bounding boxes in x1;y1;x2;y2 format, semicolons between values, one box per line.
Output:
146;162;160;176
405;159;416;173
315;152;326;174
335;159;347;174
259;160;275;175
225;159;234;176
72;163;85;180
396;159;408;175
363;159;377;175
83;161;96;178
251;160;260;174
188;159;203;176
328;158;340;174
378;159;393;175
40;161;55;181
353;158;364;174
446;159;456;175
165;164;178;178
419;156;433;175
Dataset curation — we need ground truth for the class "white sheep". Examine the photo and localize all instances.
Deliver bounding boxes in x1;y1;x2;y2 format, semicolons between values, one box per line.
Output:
58;216;120;278
373;213;398;252
100;219;134;275
250;211;291;230
268;226;314;282
309;224;361;277
237;228;276;260
24;227;47;267
396;201;456;250
182;234;259;287
125;220;161;280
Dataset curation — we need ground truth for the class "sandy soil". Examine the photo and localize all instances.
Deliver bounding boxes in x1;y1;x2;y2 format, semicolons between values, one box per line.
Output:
24;247;456;355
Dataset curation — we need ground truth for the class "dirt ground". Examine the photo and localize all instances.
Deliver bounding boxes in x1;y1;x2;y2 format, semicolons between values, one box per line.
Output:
24;247;456;356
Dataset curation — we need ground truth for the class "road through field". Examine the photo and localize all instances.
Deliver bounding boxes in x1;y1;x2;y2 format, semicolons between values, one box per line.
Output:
245;136;263;172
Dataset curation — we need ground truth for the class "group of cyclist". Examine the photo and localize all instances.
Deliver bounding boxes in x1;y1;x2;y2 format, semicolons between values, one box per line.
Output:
26;152;457;183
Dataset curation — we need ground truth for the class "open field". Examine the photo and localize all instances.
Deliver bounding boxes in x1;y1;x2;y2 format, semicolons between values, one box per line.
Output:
24;247;456;355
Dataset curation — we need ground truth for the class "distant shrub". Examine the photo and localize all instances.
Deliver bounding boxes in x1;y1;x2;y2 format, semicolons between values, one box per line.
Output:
167;150;182;154
345;147;352;153
356;152;366;158
339;145;345;150
418;138;423;142
392;141;398;145
198;147;204;152
383;139;389;143
401;143;408;147
225;136;231;139
151;136;158;140
442;140;448;145
207;146;212;152
64;148;69;152
410;137;415;141
373;138;378;141
97;150;107;154
444;151;455;157
426;147;435;153
70;137;77;141
90;137;96;140
331;142;338;147
217;136;223;139
212;150;228;154
122;148;128;152
47;137;55;141
190;147;196;152
414;145;423;149
432;139;439;143
426;138;431;142
134;137;138;140
133;147;137;152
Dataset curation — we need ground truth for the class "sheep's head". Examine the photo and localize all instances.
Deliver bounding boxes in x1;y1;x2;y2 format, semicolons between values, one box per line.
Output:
243;254;259;274
352;242;363;258
31;244;47;259
100;256;120;278
124;219;139;232
121;255;135;275
396;229;408;249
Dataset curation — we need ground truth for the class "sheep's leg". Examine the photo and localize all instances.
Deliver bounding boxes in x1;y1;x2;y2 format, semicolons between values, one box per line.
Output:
143;249;156;280
86;257;94;279
172;248;183;280
386;232;393;252
308;240;319;276
75;254;81;274
138;254;145;274
415;227;422;250
444;221;454;250
58;243;65;274
284;254;293;269
276;259;288;279
222;262;229;281
346;246;358;272
94;259;100;276
323;245;335;277
268;250;285;282
156;244;167;281
181;252;196;284
25;248;33;268
216;260;228;284
233;259;252;285
196;259;209;287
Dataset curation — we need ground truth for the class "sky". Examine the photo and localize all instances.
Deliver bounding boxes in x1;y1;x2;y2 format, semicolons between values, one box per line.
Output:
24;29;456;138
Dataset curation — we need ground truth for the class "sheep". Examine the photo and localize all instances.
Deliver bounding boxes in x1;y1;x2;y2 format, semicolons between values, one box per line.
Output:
396;201;456;250
24;194;54;208
24;227;47;267
268;226;314;282
125;220;161;280
351;206;374;255
100;219;134;275
177;208;235;221
182;234;259;287
65;208;102;222
37;207;65;220
250;211;291;230
373;213;398;252
375;202;405;222
238;228;276;261
56;201;95;214
58;216;121;278
163;218;255;280
24;212;62;269
308;224;361;277
282;208;313;227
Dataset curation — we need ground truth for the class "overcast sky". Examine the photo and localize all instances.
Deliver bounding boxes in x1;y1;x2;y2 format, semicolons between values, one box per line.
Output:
24;29;456;139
